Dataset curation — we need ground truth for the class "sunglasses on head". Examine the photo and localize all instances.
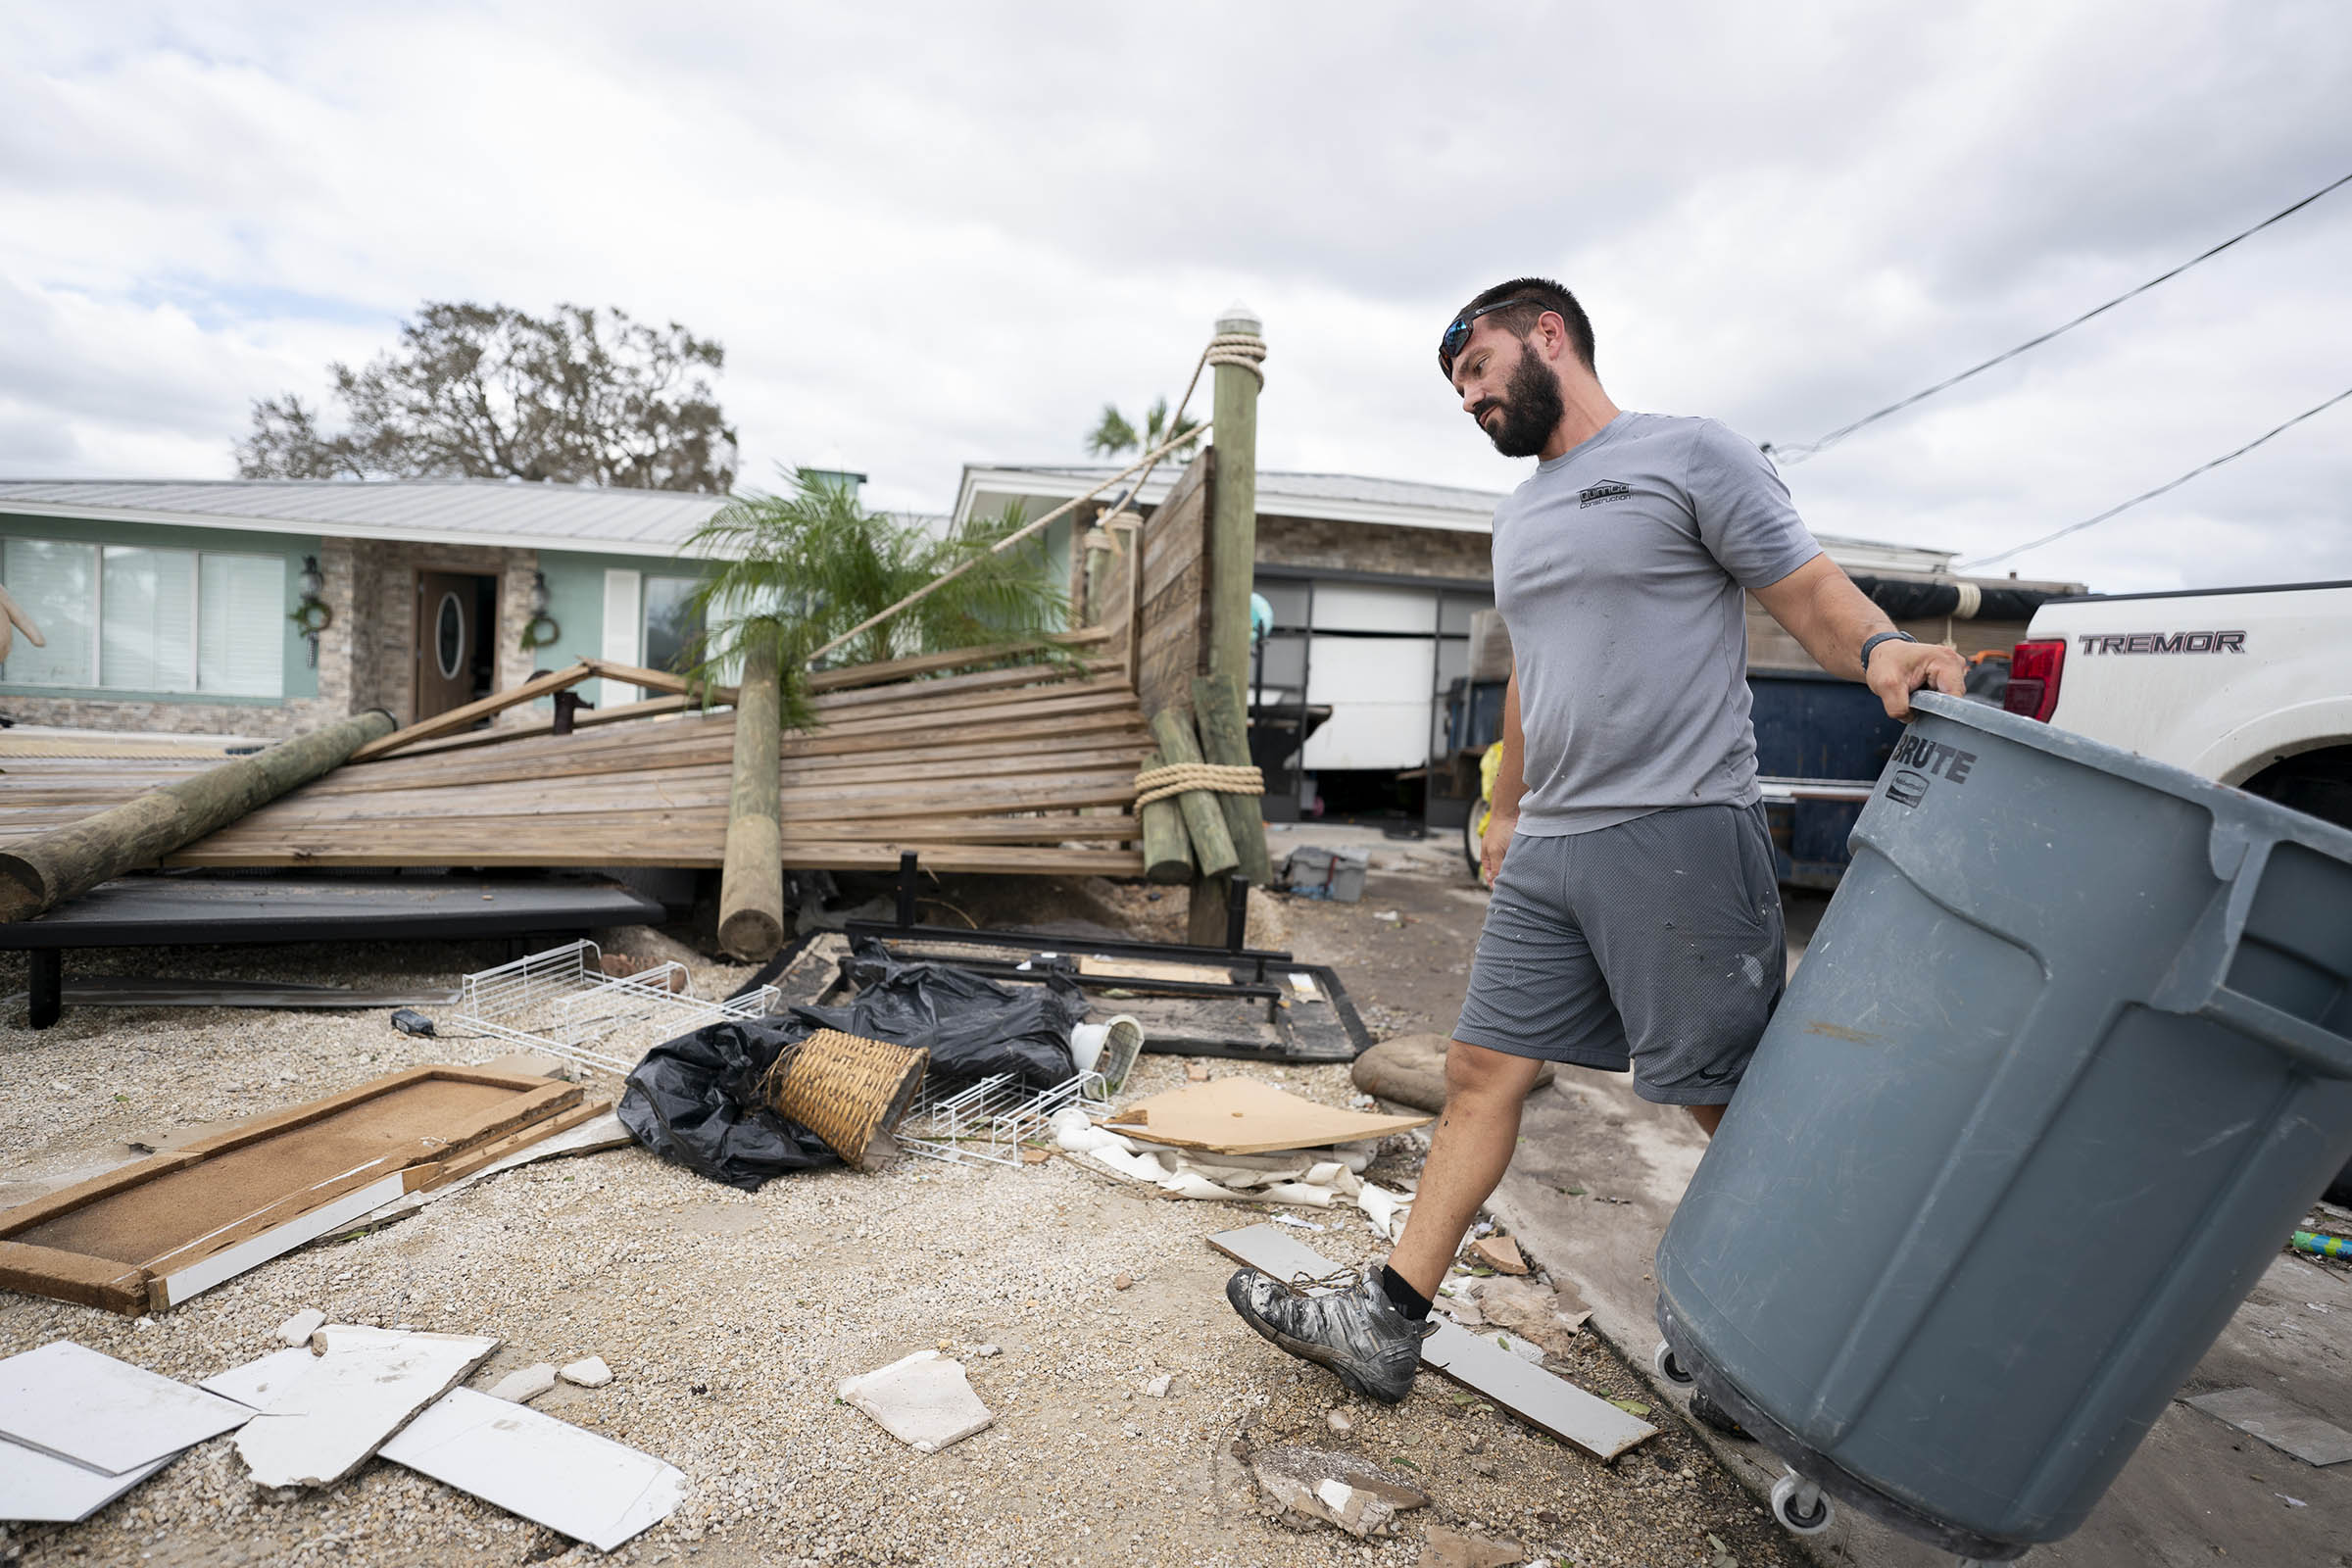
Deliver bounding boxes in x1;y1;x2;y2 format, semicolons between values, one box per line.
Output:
1438;297;1544;379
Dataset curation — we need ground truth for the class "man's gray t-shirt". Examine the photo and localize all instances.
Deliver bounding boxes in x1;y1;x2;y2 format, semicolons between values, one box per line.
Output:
1491;411;1821;836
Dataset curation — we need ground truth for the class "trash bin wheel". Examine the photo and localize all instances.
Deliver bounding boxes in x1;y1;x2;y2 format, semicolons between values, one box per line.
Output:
1653;1341;1694;1386
1771;1471;1834;1535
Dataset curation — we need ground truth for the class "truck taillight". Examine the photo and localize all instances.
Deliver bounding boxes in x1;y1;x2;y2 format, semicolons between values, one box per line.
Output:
2004;638;2066;722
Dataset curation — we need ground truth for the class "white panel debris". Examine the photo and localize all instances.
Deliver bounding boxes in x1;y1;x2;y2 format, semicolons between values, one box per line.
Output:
381;1387;687;1551
0;1342;249;1476
235;1326;498;1488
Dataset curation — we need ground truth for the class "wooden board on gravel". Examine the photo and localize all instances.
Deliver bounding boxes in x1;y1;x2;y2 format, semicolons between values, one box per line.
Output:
0;1065;582;1314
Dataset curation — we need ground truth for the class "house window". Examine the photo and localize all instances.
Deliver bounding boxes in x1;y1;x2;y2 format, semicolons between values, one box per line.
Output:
642;575;704;675
1;538;285;698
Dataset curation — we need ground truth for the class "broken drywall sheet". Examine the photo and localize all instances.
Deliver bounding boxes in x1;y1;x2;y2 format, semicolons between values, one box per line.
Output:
0;1435;174;1523
380;1387;686;1552
2184;1386;2352;1466
235;1326;498;1488
838;1350;993;1453
1105;1077;1429;1155
0;1342;250;1475
199;1348;320;1410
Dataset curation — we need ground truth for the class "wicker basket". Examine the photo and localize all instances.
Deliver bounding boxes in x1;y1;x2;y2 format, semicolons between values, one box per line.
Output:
761;1029;929;1163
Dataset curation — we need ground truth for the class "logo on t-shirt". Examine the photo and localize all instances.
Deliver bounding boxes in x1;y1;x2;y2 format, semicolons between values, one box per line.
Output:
1578;481;1633;509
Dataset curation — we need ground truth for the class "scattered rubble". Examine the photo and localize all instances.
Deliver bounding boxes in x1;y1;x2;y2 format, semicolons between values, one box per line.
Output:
1468;1234;1529;1275
1250;1443;1429;1537
276;1308;326;1347
485;1361;558;1403
558;1355;613;1388
1419;1523;1527;1567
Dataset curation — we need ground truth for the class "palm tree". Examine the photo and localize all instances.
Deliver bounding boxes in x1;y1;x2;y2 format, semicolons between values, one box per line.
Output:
681;468;1069;730
1086;395;1200;461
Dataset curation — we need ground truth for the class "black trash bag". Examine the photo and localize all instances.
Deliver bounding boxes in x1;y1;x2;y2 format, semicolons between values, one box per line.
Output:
617;1016;837;1192
790;938;1081;1086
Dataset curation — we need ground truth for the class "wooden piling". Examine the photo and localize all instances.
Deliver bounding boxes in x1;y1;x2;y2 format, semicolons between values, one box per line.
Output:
1148;709;1238;878
1191;672;1272;886
717;642;785;958
0;708;397;923
1137;749;1194;884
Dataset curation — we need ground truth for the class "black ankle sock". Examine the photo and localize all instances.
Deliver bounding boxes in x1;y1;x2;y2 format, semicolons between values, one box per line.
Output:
1379;1265;1433;1320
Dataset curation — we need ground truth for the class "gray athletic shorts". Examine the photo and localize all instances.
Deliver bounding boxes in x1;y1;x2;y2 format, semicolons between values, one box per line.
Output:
1452;802;1786;1105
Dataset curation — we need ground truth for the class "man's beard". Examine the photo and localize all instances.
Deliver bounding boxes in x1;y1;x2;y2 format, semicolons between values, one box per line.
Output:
1479;349;1564;458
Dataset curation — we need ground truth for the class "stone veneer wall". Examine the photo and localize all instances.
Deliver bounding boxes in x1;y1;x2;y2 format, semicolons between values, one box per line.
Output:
1255;514;1492;582
346;540;540;725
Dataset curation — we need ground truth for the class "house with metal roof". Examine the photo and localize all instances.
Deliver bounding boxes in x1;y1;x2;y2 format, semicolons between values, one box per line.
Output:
0;477;752;738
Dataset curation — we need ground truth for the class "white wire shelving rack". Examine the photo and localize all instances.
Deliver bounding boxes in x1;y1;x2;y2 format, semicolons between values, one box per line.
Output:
452;939;779;1077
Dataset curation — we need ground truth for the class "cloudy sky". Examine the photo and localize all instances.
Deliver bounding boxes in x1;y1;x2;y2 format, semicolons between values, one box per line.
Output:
4;1;2347;591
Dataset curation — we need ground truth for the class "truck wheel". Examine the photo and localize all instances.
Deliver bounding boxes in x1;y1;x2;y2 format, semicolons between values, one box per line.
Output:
2243;745;2352;830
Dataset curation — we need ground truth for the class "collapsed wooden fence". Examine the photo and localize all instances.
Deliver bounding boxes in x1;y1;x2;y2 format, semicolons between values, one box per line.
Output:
0;449;1246;896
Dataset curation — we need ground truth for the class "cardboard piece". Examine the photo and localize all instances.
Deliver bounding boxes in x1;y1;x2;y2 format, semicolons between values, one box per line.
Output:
234;1326;499;1488
0;1435;174;1522
1105;1078;1430;1155
0;1342;251;1476
0;1065;581;1314
382;1387;686;1551
1208;1224;1653;1462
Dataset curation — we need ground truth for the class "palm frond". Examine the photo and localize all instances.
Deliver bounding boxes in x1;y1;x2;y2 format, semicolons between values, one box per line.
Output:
680;467;1071;730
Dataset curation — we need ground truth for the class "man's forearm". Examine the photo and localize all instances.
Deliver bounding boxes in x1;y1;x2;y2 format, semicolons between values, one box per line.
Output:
1492;668;1529;817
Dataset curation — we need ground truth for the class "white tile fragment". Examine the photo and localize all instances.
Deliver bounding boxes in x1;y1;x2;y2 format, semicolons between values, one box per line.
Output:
276;1309;326;1347
0;1342;250;1476
487;1363;559;1403
837;1350;994;1453
381;1387;686;1551
558;1357;613;1389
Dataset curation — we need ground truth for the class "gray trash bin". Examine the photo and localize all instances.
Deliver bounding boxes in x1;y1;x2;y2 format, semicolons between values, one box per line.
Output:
1655;692;2352;1560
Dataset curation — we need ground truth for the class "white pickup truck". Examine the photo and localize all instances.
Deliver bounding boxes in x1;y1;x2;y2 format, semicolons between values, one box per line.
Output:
2005;578;2352;828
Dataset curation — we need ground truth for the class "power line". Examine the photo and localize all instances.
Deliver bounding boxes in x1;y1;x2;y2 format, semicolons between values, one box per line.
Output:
1957;382;2352;569
1766;169;2352;464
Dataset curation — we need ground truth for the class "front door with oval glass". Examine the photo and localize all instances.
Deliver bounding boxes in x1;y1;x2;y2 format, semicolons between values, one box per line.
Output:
412;570;499;723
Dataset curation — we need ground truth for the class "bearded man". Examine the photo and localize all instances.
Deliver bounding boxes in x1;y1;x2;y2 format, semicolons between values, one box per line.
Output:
1224;277;1966;1425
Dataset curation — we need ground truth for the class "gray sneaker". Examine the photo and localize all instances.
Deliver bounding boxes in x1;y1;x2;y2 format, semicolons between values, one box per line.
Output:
1224;1265;1434;1403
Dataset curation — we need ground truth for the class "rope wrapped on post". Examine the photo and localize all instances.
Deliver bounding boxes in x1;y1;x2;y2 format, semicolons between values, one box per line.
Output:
1202;332;1267;387
1133;761;1264;808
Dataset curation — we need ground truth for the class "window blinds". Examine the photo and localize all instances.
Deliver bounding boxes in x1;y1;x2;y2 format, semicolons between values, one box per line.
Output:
0;539;97;686
198;554;286;696
101;546;198;691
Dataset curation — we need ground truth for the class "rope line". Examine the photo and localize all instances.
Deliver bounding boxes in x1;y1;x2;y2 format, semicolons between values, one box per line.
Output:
805;327;1265;668
1958;381;2352;568
1768;169;2352;464
1134;761;1265;808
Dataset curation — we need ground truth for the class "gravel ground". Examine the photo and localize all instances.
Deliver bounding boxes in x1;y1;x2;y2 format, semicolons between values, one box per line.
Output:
0;879;1806;1568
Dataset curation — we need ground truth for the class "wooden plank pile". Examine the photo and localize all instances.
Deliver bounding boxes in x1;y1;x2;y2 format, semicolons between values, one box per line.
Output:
0;639;1151;879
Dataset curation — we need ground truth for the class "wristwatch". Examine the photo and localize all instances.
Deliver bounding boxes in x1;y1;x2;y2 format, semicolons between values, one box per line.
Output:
1859;630;1917;672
